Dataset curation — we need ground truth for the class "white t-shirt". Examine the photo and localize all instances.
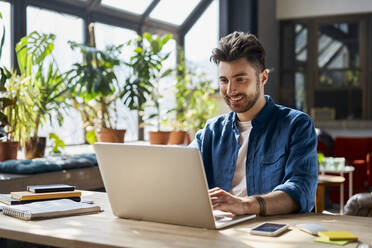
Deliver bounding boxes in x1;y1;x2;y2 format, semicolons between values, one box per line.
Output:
229;121;252;197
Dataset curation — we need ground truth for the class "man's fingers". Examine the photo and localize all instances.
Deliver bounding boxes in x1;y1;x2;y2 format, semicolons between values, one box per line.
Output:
210;196;225;204
212;203;230;212
208;187;221;193
209;189;226;197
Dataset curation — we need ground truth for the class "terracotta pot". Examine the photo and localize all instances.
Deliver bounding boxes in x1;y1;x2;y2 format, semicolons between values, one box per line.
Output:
149;131;170;145
25;137;46;159
0;141;19;161
168;131;190;145
96;128;126;143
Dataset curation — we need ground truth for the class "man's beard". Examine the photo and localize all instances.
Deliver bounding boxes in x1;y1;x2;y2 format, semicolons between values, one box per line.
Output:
223;79;261;113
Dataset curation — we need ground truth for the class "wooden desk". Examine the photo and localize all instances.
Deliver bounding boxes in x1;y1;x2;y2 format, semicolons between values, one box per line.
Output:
1;191;371;248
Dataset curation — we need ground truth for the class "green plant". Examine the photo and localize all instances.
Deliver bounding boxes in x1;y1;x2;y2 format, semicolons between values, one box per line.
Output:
318;152;324;164
0;14;36;144
49;132;65;153
16;31;69;139
169;51;219;131
67;41;122;131
0;67;12;129
185;77;219;131
0;11;12;131
122;32;173;131
2;69;37;145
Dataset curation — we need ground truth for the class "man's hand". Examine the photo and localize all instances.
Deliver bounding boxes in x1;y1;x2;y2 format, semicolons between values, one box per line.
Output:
208;187;258;215
209;188;299;216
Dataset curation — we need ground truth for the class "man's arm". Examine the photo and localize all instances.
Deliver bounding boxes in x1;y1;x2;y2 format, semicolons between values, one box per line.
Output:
272;114;318;213
209;187;298;215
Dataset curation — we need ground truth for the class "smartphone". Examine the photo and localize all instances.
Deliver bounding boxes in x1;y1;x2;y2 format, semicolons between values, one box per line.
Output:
27;184;75;193
250;222;289;236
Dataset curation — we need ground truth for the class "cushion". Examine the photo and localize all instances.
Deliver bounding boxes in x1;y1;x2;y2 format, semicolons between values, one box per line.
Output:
0;154;97;174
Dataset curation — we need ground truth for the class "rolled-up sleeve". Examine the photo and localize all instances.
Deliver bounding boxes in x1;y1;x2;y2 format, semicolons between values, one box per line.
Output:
188;130;202;149
273;115;318;213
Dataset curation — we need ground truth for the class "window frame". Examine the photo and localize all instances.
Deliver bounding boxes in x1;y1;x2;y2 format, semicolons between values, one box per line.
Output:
280;14;371;120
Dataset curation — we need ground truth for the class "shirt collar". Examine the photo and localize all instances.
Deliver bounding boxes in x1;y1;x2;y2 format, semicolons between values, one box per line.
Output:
252;95;275;128
231;95;275;129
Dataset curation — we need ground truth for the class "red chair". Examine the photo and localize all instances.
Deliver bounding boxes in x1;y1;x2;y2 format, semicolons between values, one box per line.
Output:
330;137;372;203
317;140;331;156
333;137;372;162
316;129;334;156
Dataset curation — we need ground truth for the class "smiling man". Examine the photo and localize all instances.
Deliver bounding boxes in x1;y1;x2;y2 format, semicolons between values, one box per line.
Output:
190;32;318;216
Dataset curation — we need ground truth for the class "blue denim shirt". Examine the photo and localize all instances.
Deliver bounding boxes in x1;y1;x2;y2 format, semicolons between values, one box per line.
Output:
190;95;318;213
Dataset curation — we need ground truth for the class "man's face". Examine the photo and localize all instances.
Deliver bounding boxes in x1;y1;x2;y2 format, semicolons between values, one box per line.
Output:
218;57;264;114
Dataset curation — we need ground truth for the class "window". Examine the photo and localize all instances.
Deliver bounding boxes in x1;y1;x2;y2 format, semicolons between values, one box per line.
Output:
101;0;150;15
94;23;177;137
280;16;369;120
144;37;176;134
95;23;139;141
0;1;11;69
315;22;362;119
27;6;84;144
150;0;200;25
185;0;218;88
281;23;308;111
8;0;219;142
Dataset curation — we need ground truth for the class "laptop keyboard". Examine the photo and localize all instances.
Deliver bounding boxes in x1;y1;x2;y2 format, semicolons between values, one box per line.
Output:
213;210;235;223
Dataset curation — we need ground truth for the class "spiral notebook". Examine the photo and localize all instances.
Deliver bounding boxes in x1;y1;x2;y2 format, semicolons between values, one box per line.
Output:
2;199;101;220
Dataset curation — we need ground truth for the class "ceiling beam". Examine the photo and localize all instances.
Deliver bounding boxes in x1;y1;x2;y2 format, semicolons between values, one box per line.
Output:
179;0;213;36
86;0;101;13
11;0;27;70
24;0;179;36
138;0;160;33
25;0;87;18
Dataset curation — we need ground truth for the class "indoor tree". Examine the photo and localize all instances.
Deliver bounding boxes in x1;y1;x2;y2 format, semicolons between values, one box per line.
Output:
67;24;124;143
122;32;173;143
16;31;69;158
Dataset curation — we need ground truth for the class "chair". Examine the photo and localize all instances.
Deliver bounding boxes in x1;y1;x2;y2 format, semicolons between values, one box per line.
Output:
316;175;345;214
344;192;372;217
316;128;334;156
332;137;372;198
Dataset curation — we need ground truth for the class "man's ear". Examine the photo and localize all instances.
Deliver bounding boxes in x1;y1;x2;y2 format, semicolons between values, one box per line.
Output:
260;69;269;86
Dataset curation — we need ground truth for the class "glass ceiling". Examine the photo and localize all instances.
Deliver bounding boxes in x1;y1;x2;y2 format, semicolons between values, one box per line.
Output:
101;0;202;26
102;0;151;15
150;0;201;25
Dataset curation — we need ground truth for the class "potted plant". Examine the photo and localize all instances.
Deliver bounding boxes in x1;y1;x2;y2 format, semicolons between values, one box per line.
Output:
0;68;19;161
167;53;192;145
122;32;172;144
0;12;18;161
67;24;124;143
0;13;34;160
1;69;37;160
184;70;219;138
142;65;173;144
16;31;69;159
168;55;219;144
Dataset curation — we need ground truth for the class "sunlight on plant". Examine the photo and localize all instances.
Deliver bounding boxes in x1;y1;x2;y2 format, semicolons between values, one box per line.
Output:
49;132;65;153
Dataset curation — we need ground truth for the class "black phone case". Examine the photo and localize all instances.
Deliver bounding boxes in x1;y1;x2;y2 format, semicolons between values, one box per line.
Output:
27;184;76;193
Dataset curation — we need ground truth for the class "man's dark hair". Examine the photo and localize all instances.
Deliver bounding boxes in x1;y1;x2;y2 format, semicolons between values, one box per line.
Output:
210;32;266;72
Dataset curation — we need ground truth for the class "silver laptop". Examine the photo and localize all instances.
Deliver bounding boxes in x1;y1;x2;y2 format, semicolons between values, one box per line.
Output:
94;143;256;229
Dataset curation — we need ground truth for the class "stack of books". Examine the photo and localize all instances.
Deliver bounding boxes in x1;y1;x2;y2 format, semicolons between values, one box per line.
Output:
0;184;81;205
0;184;101;220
